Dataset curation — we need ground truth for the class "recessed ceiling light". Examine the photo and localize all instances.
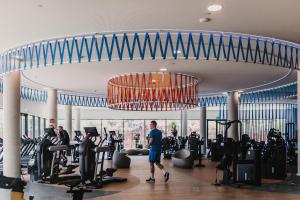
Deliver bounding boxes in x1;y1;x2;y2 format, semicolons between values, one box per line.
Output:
160;68;167;72
222;92;227;95
207;4;223;12
174;50;182;54
238;90;244;93
199;17;211;23
13;55;24;62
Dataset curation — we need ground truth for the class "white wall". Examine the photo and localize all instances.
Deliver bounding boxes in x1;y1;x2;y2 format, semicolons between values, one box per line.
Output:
0;93;222;120
0;94;47;118
0;92;222;121
21;100;47;118
58;107;220;120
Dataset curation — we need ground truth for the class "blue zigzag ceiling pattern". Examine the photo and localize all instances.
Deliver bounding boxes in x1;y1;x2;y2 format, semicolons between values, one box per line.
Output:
0;31;298;107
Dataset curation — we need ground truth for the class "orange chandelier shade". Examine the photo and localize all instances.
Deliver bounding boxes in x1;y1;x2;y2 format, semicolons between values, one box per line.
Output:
107;72;199;111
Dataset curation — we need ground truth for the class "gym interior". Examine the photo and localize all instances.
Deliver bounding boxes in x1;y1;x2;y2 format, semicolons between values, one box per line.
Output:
0;0;300;199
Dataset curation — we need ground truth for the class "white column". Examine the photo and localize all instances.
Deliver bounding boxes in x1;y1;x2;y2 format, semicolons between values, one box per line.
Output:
74;107;81;131
200;107;207;154
297;71;300;176
3;71;20;177
47;89;57;127
181;109;188;137
64;105;72;137
227;91;239;140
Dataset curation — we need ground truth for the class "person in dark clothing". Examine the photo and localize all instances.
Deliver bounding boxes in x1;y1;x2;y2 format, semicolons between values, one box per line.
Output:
172;126;178;138
57;126;70;166
58;126;70;146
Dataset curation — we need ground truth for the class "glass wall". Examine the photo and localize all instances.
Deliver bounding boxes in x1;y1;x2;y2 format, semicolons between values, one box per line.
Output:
80;120;101;135
102;120;123;136
21;114;27;136
187;120;200;135
0;109;3;138
19;114;47;139
35;117;40;137
28;115;34;138
124;120;144;148
76;119;182;149
207;119;226;140
41;118;46;135
145;120;166;137
166;120;181;137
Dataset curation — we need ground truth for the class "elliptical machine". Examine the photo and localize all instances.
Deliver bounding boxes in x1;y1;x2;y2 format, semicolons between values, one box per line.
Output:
28;128;79;184
28;128;56;182
79;127;127;188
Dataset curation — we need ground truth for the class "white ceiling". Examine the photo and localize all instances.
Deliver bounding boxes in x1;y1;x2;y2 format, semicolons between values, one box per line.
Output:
22;60;296;95
1;0;299;94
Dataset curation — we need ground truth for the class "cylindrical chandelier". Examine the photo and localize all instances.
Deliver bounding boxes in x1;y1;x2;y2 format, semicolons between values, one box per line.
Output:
107;72;199;111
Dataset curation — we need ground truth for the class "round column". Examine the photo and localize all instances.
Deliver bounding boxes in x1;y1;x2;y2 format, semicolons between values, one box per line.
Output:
64;105;72;137
297;71;300;176
200;107;207;154
3;71;21;177
75;107;81;131
47;89;57;127
181;109;188;137
227;91;239;140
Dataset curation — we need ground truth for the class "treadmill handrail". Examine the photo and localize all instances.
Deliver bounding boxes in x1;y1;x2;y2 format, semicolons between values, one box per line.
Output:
70;141;81;145
48;145;69;152
93;146;112;153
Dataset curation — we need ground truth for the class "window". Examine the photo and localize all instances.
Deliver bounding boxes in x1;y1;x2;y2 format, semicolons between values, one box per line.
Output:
28;116;34;138
80;120;102;134
0;109;3;138
187;120;200;135
207;119;226;140
40;118;46;136
20;114;28;136
35;117;40;137
124;120;144;148
102;120;123;136
166;120;181;137
145;120;166;137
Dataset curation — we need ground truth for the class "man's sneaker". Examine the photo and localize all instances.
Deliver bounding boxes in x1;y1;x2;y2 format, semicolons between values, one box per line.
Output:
164;172;170;182
146;177;155;182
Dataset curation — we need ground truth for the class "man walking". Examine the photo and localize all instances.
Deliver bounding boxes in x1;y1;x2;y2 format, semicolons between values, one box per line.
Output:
146;120;170;182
